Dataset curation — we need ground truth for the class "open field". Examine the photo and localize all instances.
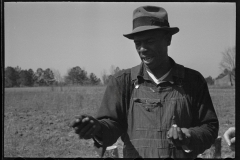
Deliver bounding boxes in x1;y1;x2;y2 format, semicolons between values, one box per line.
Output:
4;86;235;158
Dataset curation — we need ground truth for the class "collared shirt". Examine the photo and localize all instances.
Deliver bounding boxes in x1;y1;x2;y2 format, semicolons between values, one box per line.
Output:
94;57;219;158
146;67;174;84
146;66;192;153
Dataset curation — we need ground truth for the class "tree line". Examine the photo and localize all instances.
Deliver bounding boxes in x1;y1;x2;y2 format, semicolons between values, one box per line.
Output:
4;65;121;88
5;47;235;88
205;46;235;86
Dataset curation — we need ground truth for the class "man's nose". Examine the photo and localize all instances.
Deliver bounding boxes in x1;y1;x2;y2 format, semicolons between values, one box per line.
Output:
138;45;147;53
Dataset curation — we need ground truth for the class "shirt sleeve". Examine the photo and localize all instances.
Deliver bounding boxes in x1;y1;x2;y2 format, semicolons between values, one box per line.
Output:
93;74;128;147
187;78;219;155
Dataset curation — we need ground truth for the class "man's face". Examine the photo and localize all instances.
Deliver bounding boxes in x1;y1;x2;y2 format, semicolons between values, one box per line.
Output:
133;30;171;71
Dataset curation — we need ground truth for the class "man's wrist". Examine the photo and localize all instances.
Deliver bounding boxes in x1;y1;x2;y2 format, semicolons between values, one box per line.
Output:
94;121;104;139
182;146;192;153
182;136;192;152
93;125;104;146
181;128;192;152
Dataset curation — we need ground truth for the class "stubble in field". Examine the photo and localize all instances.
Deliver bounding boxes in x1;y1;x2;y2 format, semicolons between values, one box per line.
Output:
4;86;235;158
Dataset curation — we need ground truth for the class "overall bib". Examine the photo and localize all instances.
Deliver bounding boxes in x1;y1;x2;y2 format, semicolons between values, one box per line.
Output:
122;70;193;158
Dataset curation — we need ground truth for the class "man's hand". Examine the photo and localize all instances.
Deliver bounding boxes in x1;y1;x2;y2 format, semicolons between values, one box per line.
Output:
167;124;191;149
70;114;102;139
224;127;235;151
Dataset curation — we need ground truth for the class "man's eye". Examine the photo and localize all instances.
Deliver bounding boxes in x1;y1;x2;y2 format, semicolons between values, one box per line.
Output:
147;40;155;44
134;42;140;46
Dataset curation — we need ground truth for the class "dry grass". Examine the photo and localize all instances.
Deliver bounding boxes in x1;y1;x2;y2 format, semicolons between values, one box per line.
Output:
201;88;235;158
4;86;235;158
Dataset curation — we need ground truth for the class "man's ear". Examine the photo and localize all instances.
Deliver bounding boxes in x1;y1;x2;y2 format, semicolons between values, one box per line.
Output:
166;34;172;46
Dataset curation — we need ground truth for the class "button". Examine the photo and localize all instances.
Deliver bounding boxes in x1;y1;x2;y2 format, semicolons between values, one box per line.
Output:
135;84;139;88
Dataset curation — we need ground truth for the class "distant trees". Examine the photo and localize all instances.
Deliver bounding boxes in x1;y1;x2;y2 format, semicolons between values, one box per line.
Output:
64;66;101;85
205;76;214;85
64;66;89;85
5;67;56;87
89;73;101;85
208;46;236;86
51;68;64;85
110;65;121;75
4;65;120;87
215;69;229;80
28;69;35;85
101;65;121;85
5;67;19;87
220;47;235;74
34;68;45;86
34;68;55;86
18;70;33;87
101;70;110;85
43;68;55;85
219;47;235;86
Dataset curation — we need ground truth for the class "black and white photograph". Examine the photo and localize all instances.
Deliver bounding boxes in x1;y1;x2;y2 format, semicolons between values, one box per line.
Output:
4;2;236;158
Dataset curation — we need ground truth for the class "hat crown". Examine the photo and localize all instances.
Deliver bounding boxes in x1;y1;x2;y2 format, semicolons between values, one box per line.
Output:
123;5;179;39
133;6;168;22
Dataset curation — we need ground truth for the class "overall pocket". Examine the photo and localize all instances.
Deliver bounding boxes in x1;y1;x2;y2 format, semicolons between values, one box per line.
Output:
133;98;160;130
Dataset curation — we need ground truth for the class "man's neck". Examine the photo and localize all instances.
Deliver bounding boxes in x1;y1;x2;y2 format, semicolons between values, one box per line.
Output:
146;57;172;79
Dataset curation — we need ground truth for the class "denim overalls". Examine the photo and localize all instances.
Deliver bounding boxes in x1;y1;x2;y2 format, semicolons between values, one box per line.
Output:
122;64;194;158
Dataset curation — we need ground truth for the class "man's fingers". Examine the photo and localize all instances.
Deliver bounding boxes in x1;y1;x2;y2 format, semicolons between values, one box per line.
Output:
173;127;182;147
230;137;235;144
71;115;87;128
70;115;102;140
168;125;185;147
83;125;97;139
224;132;231;146
167;126;180;146
177;127;183;141
76;117;90;131
224;127;235;138
168;128;173;138
167;126;191;147
73;117;90;134
228;127;235;136
78;121;94;138
172;125;178;139
71;118;81;128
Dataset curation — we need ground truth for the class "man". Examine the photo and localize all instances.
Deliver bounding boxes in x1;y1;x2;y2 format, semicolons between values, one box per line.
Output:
71;6;219;158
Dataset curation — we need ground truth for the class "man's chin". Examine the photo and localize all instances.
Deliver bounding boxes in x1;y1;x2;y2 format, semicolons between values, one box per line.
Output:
143;62;155;70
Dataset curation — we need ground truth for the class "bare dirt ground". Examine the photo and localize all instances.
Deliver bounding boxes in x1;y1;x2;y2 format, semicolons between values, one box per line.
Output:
4;86;235;158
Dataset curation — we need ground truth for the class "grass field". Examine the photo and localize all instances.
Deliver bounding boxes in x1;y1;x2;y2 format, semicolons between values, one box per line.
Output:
4;85;235;158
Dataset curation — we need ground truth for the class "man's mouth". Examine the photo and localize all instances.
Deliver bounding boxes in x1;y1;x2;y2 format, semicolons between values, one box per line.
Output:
142;56;154;64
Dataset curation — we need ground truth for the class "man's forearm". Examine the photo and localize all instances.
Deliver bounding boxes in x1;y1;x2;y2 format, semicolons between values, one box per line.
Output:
187;125;218;154
93;119;125;147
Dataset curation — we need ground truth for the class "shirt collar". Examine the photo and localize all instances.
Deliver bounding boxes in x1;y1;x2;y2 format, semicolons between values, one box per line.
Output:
147;68;174;84
131;57;185;83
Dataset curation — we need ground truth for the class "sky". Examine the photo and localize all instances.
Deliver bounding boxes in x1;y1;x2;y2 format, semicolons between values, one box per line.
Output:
5;2;236;80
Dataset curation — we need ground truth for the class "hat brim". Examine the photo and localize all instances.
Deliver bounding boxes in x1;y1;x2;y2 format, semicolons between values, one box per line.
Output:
123;26;179;39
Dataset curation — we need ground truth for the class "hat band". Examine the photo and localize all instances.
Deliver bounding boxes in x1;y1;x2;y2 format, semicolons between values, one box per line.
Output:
133;16;170;30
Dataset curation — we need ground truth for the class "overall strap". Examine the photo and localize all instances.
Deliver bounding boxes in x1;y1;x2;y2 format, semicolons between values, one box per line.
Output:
173;64;185;86
130;65;141;91
120;65;140;144
131;65;140;81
